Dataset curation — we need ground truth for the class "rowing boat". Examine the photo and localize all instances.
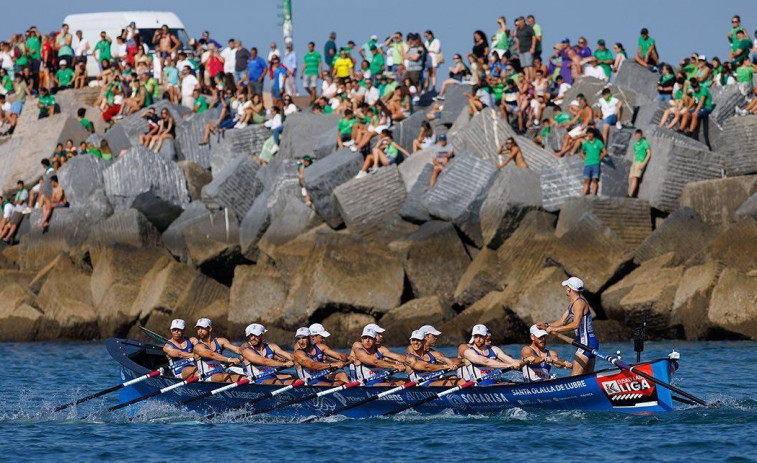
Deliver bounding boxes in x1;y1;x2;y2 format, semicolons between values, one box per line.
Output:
107;338;679;418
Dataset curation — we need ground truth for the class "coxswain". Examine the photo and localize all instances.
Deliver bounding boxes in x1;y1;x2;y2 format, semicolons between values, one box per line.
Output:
352;327;407;386
406;330;458;386
538;276;599;376
162;319;198;379
309;323;349;362
193;318;243;382
462;324;522;385
240;323;295;385
292;327;349;386
520;325;572;382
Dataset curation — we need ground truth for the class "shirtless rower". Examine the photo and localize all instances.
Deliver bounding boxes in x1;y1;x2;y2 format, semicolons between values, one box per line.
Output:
309;323;349;362
193;318;243;382
292;327;348;386
538;276;599;376
240;323;295;385
520;324;572;382
351;327;407;386
462;324;522;385
406;330;459;386
162;319;198;379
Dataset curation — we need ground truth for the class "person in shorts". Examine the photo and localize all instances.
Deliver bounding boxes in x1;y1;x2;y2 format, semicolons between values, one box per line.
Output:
628;129;651;198
579;129;606;196
301;41;322;102
595;88;622;144
514;17;536;81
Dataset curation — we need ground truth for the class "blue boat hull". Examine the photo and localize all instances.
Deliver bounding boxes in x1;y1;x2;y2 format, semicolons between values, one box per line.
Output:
108;338;677;419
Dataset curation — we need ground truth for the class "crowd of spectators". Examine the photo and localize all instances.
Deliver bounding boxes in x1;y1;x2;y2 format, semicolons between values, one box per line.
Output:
0;13;755;240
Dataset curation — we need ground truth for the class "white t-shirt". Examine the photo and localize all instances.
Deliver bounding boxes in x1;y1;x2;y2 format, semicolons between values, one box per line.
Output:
284;103;298;115
181;74;199;98
322;81;337;99
177;59;196;71
221;47;236;73
349;86;366;101
364;86;380;106
0;51;13;70
265;113;282;130
555;82;571;103
115;43;127;58
74;39;89;57
268;48;280;62
597;96;620;119
583;64;607;80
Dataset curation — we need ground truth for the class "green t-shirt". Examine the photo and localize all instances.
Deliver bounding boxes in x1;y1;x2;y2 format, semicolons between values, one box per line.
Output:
194;95;209;113
80;118;94;132
638;36;655;57
730;27;747;51
382;81;398;98
39;94;56;107
554;112;571;124
338;117;356;135
370;52;384;75
385;142;399;159
692;86;713;109
323;104;334;114
95;39;112;62
581;138;605;166
26;35;41;60
491;82;504;103
532;23;542;53
541;125;551;139
633;138;650;163
494;30;509;50
303;51;321;76
56;68;74;86
682;64;697;80
733;39;753;63
736;65;754;84
15;43;28;66
2;75;12;92
593;48;613;78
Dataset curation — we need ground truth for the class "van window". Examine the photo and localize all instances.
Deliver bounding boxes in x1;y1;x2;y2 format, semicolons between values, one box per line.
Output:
137;28;190;52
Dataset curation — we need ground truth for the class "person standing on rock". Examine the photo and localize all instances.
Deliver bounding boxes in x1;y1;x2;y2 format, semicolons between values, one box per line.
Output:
579;128;607;196
538;277;598;376
193;318;244;383
309;323;350;363
163;319;198;379
628;129;651;198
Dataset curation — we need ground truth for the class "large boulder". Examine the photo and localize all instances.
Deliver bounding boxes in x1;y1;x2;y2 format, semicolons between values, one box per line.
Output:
178;161;213;201
87;209;163;258
281;233;404;328
379;296;456;346
174;110;215;168
56;155;111;220
318;311;377;348
547;212;633;293
258;196;321;257
699;83;752;150
398;145;435;192
721;115;757;176
736;192;757;221
161;202;210;262
439;291;528;345
672;261;722;339
614;61;658;99
201;154;264;219
301;149;363;228
705;268;757;340
540;155;631;212
686;217;757;272
209;124;270;173
497;210;558;294
0;283;42;341
228;264;289;335
18;209;91;271
334;165;407;237
399;163;434;223
510;266;570;327
453;248;503;308
480;165;543;248
239;191;271;259
555;196;652;249
633;207;718;265
423;154;498;245
440;83;473;124
679;176;757;225
389;221;471;303
278;113;340;160
103;100;189;155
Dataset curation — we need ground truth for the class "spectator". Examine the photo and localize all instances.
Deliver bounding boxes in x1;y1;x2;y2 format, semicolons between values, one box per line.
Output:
628;129;651;198
283;42;297;96
333;48;354;80
265;106;284;147
634;28;659;71
192;88;209;114
180;65;199;109
324;32;337;73
514;17;536;82
424;30;441;90
149;108;176;152
297;155;313;205
679;78;712;136
593;40;614;80
369;44;385;82
301;42;322;102
656;64;676;102
728;16;749;54
98;139;113;160
268;42;280;63
26;27;42;91
73;30;89;67
139;107;161;146
269;55;287;107
246;47;268;96
659;74;691;128
412;120;436;152
579;129;607;196
64;139;77;158
595;88;622;143
554;95;592;157
730;29;752;66
497;137;528;169
0;180;28;244
337;108;357;149
221;38;236;77
695;55;712;87
37;87;58;118
56;24;74;67
435;54;468;100
51;142;66;170
491;17;510;59
282;94;299;116
202;44;225;88
234;40;250;84
163;58;180;103
472;30;489;64
153;24;180;61
199;88;235;145
356;130;409;178
94;31;112;72
527;15;543;60
39;175;68;229
385;32;404;73
612;42;627;75
53;60;74;92
72;61;87;89
428;133;455;189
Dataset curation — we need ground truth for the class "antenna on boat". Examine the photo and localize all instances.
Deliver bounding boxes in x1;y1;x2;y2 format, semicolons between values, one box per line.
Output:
634;311;648;362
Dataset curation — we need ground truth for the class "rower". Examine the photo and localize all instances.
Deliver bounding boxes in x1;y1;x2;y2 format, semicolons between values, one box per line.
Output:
457;327;491;359
406;330;458;386
417;324;460;369
309;323;349;362
520;325;572;382
240;323;295;385
292;327;349;386
352;327;407;386
192;318;243;382
162;319;198;379
538;276;599;376
462;324;522;385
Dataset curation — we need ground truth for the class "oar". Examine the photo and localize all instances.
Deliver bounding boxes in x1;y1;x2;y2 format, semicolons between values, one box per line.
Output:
237;368;400;418
201;368;334;421
177;366;287;407
139;325;168;344
108;365;225;412
301;368;453;423
381;369;510;416
550;331;707;406
52;367;166;412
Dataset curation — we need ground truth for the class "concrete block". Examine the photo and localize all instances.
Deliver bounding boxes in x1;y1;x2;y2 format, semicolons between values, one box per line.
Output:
615;61;658;99
201;154;264;220
555;196;652;249
721;115;757;176
279;113;339;160
540;155;631;212
162;201;210;262
209;124;270;173
302;149;363;228
633;207;718;265
178;161;212;201
87;208;163;250
334;165;407;237
679;176;757;225
175;111;215;168
400;163;434;223
441;83;473;124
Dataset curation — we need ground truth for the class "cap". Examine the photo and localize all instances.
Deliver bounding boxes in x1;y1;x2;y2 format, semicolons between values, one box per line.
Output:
245;323;267;337
370;34;378;41
59;59;67;66
419;325;441;337
195;318;212;328
569;100;580;107
562;276;585;292
530;324;549;338
129;21;136;27
295;327;311;338
561;38;570;44
361;327;377;338
698;54;706;61
309;323;331;338
597;39;606;46
170;319;186;330
439;133;447;141
409;330;424;341
471;324;488;337
365;323;385;333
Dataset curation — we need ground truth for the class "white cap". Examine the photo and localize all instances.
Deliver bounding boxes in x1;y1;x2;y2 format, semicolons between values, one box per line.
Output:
370;34;378;41
569;100;580;107
698;54;706;61
409;330;425;340
471;324;488;337
361;327;377;338
295;327;311;338
59;59;67;66
562;277;584;292
530;324;549;338
195;318;212;328
419;325;441;337
308;323;331;337
170;319;186;330
365;323;385;333
245;323;267;337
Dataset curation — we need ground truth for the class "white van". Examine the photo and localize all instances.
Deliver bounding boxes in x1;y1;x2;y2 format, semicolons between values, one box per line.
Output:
63;11;191;78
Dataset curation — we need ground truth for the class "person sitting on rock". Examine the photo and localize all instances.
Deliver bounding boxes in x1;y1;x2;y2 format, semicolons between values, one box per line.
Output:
554;95;593;157
0;180;28;244
412;120;436;152
678;78;713;137
336;108;357;149
355;130;410;178
428;133;455;189
39;175;68;229
634;28;659;72
37;87;58;119
199;87;235;145
148;108;176;153
139;108;161;147
297;155;313;206
496;137;528;169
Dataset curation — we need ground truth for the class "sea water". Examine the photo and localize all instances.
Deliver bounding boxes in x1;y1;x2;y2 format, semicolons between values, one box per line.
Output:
1;340;756;462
